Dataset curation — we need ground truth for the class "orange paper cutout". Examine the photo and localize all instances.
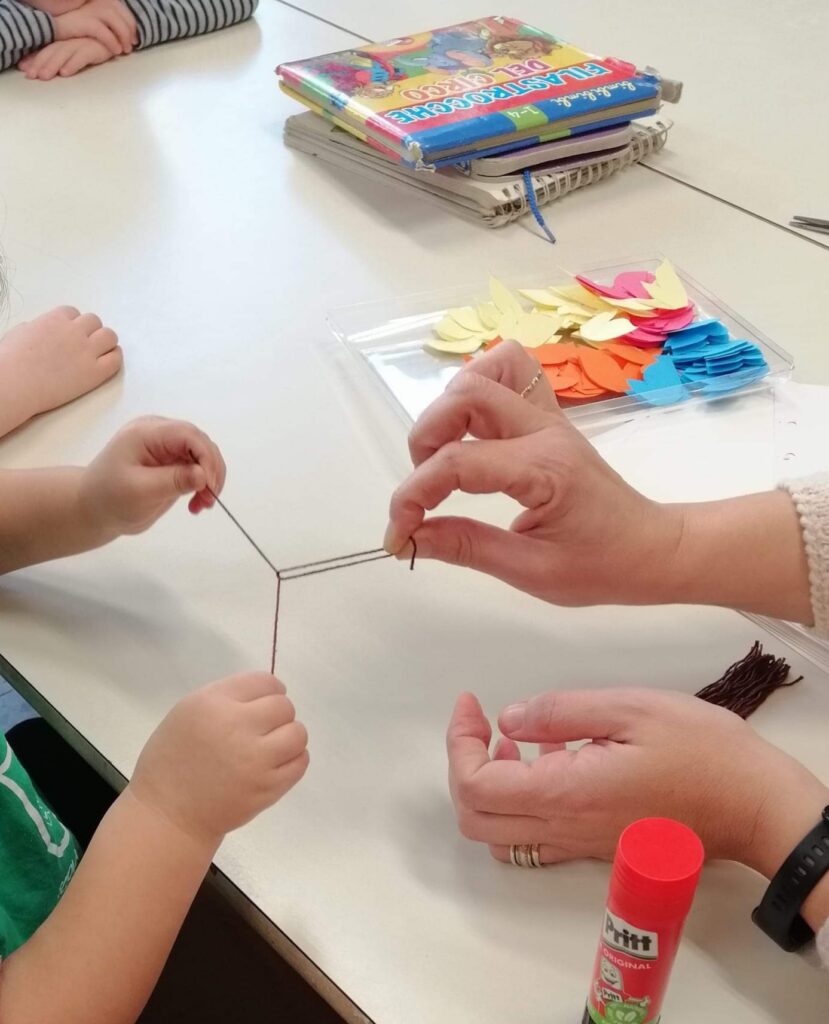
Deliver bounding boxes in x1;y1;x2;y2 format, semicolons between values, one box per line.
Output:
577;347;630;394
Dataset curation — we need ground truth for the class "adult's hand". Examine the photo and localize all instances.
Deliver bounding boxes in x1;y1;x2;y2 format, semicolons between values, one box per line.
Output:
384;341;813;622
384;341;681;606
447;688;829;903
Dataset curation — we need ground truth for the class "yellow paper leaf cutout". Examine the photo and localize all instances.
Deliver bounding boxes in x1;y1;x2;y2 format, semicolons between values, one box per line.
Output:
512;313;561;348
518;288;563;308
496;311;521;339
427;335;485;355
476;302;500;329
448;306;483;332
489;277;523;318
578;312;635;343
601;296;659;314
552;284;613;312
643;260;688;310
434;316;475;342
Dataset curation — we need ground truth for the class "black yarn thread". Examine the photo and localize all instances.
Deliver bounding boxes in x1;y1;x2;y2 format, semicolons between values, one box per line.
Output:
696;641;803;719
194;464;416;672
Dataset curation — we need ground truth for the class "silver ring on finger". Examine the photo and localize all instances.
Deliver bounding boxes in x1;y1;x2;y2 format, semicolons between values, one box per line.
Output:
510;843;542;868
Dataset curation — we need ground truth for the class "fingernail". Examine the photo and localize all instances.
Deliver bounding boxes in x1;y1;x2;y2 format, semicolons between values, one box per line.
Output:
382;522;406;555
394;539;414;563
500;703;526;734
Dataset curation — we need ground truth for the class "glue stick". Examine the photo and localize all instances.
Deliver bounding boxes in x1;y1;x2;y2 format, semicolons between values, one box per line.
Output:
582;818;704;1024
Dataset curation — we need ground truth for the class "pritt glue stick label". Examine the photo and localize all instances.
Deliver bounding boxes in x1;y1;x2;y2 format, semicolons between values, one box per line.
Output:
582;818;704;1024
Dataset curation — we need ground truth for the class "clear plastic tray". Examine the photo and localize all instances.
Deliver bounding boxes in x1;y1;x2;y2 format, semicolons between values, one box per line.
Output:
328;256;794;434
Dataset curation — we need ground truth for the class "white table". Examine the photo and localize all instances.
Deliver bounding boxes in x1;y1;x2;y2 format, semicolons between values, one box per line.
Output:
281;0;829;242
2;2;829;1021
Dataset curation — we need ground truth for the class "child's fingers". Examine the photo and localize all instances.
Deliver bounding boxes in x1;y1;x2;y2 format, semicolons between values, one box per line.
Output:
59;42;101;76
188;491;212;515
36;43;74;80
89;326;119;355
264;721;308;768
148;421;224;496
247;694;297;734
105;8;135;51
76;312;104;336
85;20;121;54
270;749;310;796
95;346;123;382
49;305;82;320
216;671;285;702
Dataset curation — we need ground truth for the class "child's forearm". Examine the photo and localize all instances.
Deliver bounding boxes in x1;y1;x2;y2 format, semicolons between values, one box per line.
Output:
0;468;112;574
124;0;256;50
0;787;219;1024
0;0;54;71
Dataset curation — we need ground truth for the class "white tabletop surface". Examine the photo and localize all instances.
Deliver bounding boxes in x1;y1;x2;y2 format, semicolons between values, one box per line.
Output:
283;0;829;242
1;1;829;1021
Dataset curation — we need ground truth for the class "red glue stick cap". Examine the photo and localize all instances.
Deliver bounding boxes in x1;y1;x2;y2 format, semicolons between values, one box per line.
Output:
612;818;704;919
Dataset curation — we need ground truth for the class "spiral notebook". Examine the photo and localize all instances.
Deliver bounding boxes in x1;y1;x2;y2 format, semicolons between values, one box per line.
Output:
284;112;671;227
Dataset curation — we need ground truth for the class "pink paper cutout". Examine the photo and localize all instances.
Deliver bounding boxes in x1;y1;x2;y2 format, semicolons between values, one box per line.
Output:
631;304;695;332
624;327;667;346
576;270;656;300
613;271;655;299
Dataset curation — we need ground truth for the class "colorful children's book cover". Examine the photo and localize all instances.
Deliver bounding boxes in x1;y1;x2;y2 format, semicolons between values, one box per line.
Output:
276;17;660;166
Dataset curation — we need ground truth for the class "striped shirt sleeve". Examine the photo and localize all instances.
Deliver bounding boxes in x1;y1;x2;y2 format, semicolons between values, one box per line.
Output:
0;0;53;71
124;0;255;48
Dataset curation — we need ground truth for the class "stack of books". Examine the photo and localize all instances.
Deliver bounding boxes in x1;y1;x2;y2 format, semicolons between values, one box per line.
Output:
277;16;681;230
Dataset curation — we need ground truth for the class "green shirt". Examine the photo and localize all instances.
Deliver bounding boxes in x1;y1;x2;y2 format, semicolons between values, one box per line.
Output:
0;734;79;959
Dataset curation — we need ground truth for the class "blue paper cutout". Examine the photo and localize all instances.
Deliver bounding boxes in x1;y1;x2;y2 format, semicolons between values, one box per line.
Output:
628;355;689;406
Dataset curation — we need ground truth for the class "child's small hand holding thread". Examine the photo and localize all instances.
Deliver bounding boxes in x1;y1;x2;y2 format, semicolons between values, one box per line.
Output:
79;416;226;539
128;673;309;846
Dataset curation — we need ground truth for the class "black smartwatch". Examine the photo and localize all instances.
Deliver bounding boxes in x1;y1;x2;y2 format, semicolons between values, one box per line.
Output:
752;806;829;952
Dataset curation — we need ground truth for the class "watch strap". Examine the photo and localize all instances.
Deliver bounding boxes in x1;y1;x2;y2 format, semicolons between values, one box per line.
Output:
752;806;829;952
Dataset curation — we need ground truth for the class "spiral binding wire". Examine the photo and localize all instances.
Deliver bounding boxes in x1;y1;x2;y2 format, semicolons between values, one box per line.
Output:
495;121;672;229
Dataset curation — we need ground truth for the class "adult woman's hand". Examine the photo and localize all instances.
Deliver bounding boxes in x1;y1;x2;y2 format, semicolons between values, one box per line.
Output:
447;687;829;927
384;341;682;606
384;341;813;622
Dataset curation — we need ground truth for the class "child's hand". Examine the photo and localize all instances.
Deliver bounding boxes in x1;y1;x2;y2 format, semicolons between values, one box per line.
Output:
18;37;116;79
0;306;122;426
79;416;226;538
129;673;309;845
53;0;137;54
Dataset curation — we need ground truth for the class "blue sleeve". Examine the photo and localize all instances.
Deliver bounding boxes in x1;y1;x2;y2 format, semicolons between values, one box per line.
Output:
0;0;53;71
124;0;256;48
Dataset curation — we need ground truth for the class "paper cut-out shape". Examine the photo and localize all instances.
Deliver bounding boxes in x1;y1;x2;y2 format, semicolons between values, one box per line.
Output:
628;355;688;406
509;312;562;348
624;327;667;346
477;302;500;329
489;276;523;318
428;334;485;355
544;366;581;391
434;316;476;342
426;263;770;408
533;343;574;365
578;347;630;393
448;306;484;333
579;312;635;343
642;260;689;310
603;343;657;366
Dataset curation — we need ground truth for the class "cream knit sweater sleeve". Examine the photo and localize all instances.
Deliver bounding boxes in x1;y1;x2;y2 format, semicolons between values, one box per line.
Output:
781;473;829;961
781;473;829;639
